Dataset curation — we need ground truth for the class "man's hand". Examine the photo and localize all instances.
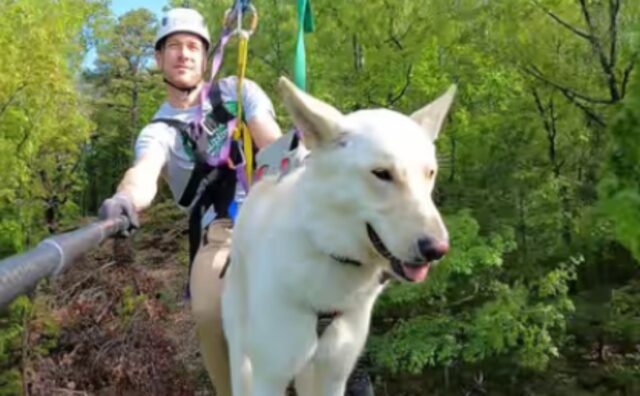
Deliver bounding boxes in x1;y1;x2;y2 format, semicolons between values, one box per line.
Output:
98;193;140;237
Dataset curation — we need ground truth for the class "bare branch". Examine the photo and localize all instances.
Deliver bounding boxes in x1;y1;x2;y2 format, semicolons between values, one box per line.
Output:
383;0;403;50
387;65;413;107
535;0;622;102
621;52;638;99
608;0;621;70
531;88;552;134
525;69;606;126
523;65;613;104
531;0;592;42
559;89;607;127
576;0;620;101
0;84;26;118
531;88;560;171
388;34;403;50
578;0;595;31
366;91;384;109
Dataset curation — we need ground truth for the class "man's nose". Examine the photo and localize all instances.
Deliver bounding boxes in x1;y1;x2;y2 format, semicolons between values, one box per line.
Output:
177;45;191;60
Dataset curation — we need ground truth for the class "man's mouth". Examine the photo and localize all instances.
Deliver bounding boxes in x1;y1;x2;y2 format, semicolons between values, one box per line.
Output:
366;223;430;282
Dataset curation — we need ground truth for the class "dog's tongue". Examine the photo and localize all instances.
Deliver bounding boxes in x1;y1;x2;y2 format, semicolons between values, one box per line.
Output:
402;263;430;282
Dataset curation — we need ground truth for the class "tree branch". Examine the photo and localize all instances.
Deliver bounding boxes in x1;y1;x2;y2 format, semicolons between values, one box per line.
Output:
559;89;606;127
531;88;552;134
523;65;613;104
526;68;606;127
578;0;619;100
621;52;638;99
387;64;413;107
608;0;621;70
531;88;560;173
535;0;621;102
578;0;595;34
531;0;592;42
0;84;26;118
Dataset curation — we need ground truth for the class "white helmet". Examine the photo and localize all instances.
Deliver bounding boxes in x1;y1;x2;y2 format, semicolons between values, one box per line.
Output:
155;8;211;51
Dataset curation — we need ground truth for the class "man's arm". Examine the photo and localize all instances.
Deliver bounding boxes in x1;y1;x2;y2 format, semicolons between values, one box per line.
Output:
115;150;165;211
247;114;282;149
99;150;164;236
239;78;282;149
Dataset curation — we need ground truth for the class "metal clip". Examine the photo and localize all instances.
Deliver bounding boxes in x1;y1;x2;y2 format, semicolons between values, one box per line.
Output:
223;3;258;38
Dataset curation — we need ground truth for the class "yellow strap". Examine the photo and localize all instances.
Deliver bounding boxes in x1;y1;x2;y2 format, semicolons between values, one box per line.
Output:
233;35;253;187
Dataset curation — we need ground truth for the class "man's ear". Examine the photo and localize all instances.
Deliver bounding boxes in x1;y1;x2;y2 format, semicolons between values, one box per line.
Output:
155;50;164;71
201;47;208;75
278;76;344;150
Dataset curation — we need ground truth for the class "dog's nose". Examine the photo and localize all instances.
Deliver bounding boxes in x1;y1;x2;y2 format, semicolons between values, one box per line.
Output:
417;237;449;261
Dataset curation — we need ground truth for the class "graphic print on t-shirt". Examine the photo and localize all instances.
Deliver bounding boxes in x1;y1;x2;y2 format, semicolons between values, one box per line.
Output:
180;101;239;162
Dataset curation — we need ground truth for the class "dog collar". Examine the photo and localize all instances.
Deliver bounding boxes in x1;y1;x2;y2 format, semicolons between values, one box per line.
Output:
330;254;363;267
317;310;342;338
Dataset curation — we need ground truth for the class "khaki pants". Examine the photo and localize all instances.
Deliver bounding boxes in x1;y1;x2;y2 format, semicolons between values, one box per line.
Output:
189;218;233;396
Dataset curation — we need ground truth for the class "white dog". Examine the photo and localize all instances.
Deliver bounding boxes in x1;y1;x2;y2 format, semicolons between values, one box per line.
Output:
222;77;456;396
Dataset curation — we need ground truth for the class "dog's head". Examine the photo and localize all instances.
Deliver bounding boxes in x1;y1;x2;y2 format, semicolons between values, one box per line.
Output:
278;77;455;283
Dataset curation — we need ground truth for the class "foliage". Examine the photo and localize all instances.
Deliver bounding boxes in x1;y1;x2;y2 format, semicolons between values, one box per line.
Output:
0;0;106;251
0;0;639;394
371;211;576;374
599;58;640;261
82;8;164;212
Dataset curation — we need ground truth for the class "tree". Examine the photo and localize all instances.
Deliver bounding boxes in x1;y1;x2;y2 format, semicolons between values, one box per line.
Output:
0;0;106;251
82;9;163;212
0;0;108;392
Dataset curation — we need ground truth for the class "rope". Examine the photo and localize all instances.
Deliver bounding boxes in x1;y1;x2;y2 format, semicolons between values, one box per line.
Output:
232;34;253;188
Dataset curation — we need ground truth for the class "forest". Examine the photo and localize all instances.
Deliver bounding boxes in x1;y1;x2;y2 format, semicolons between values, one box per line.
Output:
0;0;639;394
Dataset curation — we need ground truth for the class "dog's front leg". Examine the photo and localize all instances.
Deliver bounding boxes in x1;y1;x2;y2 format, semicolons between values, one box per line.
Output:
250;372;290;396
247;304;318;396
314;308;374;396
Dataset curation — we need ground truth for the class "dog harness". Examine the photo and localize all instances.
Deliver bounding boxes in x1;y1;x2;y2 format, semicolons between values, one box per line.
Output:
254;128;308;182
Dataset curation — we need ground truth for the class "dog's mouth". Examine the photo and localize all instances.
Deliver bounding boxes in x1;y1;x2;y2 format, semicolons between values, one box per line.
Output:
366;223;430;283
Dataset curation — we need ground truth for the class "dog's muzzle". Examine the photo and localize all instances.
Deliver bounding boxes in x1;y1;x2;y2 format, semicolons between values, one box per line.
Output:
366;223;444;283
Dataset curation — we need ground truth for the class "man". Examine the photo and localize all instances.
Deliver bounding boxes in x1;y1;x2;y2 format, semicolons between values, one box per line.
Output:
99;7;373;396
99;8;280;396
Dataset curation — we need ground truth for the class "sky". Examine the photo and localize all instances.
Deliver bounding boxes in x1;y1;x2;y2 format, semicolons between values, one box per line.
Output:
110;0;167;17
83;0;168;69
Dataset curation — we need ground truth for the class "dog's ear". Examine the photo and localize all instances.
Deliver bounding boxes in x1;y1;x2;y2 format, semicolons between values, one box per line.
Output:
411;85;457;141
278;76;344;149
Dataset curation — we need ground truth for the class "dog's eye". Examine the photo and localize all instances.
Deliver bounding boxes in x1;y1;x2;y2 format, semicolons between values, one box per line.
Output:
372;169;393;182
427;169;436;178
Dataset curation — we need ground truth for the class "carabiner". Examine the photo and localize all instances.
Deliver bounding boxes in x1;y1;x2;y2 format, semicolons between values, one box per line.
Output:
223;3;258;37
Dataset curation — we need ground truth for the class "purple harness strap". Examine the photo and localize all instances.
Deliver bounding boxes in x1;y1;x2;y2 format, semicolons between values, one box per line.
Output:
193;29;251;193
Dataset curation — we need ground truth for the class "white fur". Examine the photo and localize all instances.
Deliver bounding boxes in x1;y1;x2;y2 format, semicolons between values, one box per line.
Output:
222;77;456;396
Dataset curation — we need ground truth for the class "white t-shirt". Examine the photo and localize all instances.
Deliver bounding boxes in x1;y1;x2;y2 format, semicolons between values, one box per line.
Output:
134;76;275;220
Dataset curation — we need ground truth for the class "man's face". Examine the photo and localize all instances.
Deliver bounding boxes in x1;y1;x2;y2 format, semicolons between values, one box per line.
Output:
156;33;207;88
